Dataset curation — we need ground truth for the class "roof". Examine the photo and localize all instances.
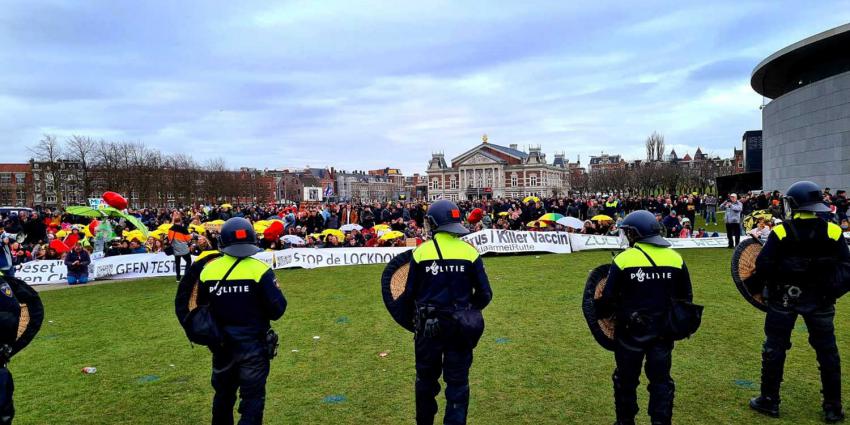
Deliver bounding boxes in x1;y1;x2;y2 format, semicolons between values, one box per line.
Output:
588;154;621;165
682;153;692;161
307;168;330;179
450;142;528;165
0;164;31;172
751;23;850;99
486;143;528;159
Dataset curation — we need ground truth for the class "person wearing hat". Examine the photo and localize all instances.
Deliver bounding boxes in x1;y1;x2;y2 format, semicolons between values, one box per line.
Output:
405;200;493;425
595;210;696;425
748;181;850;422
195;217;287;425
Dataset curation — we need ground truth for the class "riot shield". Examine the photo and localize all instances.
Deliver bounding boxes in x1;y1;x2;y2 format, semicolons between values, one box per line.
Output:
581;264;617;351
730;237;768;312
381;250;415;332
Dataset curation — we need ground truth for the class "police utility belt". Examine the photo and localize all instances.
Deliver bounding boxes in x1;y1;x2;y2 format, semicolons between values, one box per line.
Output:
193;258;280;360
413;237;485;347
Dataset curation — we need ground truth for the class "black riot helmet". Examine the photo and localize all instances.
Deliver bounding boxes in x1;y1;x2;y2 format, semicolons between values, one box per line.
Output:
619;210;670;247
425;200;469;236
218;217;262;258
784;180;830;215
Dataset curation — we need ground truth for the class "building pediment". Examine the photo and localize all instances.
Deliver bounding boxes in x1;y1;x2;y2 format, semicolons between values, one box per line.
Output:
458;152;505;166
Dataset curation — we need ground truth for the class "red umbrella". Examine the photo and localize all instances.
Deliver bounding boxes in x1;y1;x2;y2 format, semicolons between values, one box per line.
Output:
88;219;100;236
63;233;80;249
467;208;484;224
263;221;284;241
102;191;128;210
49;239;70;254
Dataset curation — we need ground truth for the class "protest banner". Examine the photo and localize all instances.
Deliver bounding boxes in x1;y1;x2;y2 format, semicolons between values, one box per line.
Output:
569;234;627;251
462;230;572;254
665;237;729;249
15;231;812;285
273;247;412;270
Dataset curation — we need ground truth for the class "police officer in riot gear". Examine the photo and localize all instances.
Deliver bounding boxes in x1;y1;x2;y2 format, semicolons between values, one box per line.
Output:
596;210;694;425
405;200;493;425
0;275;43;425
198;217;287;425
750;181;850;422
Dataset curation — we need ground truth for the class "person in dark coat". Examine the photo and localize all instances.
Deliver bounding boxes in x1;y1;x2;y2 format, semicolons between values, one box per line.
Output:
405;200;493;425
1;275;44;425
64;244;91;285
749;181;850;422
596;210;694;425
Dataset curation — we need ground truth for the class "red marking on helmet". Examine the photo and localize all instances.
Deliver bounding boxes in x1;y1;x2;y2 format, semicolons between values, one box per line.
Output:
451;209;460;218
235;229;248;240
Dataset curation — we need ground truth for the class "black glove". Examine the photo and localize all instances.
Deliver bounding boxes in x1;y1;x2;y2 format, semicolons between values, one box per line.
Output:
265;329;279;360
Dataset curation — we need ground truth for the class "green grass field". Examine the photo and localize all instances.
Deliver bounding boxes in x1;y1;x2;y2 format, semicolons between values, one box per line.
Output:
11;247;850;424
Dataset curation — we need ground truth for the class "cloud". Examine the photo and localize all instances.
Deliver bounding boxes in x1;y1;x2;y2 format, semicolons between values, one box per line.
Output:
1;0;850;176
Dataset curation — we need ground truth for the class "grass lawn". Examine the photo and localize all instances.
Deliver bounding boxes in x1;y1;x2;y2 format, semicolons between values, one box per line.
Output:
11;248;850;424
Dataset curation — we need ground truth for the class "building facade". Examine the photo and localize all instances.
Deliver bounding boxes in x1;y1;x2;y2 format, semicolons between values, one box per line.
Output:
0;164;33;207
426;137;572;201
751;23;850;191
30;159;86;208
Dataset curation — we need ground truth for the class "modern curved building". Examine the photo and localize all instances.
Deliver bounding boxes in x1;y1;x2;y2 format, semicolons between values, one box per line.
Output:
751;23;850;192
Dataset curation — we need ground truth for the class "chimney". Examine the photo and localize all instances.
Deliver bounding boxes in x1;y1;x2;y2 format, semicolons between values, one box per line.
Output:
509;144;518;151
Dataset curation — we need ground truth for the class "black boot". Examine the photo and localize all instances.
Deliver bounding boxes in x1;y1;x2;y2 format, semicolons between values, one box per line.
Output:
750;396;780;417
824;402;845;423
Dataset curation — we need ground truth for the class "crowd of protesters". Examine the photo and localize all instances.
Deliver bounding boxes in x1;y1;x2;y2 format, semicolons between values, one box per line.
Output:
1;188;847;283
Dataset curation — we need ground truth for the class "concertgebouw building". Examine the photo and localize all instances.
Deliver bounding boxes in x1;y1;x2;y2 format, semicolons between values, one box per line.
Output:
751;23;850;192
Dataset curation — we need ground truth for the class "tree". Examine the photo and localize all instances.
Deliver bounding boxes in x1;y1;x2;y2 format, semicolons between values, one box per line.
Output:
29;134;65;205
646;135;656;161
65;135;97;199
645;131;665;162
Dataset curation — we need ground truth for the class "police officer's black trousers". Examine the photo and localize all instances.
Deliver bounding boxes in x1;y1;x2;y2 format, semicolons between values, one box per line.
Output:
414;335;473;425
761;305;841;405
612;341;674;424
210;342;269;425
0;367;13;425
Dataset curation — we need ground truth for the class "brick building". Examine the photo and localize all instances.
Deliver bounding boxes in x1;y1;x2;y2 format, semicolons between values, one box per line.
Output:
0;164;33;206
426;136;572;201
30;159;86;208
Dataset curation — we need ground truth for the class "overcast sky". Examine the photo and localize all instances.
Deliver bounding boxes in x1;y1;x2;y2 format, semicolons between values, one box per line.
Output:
2;1;849;174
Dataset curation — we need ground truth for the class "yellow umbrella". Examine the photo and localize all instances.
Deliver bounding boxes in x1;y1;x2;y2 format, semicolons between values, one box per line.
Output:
379;231;405;241
125;230;146;243
203;219;225;233
527;220;549;228
373;224;390;232
56;229;69;238
220;203;233;209
157;223;172;232
591;214;614;222
307;233;322;240
523;196;540;204
188;223;206;234
321;229;345;240
253;220;271;233
149;229;166;239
